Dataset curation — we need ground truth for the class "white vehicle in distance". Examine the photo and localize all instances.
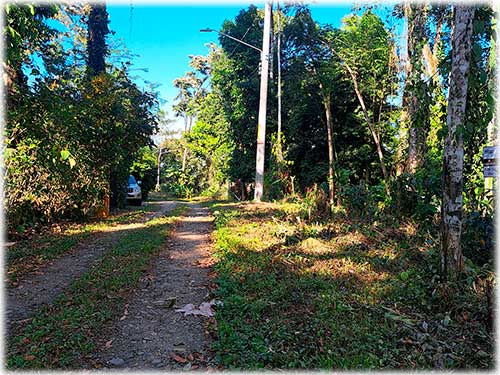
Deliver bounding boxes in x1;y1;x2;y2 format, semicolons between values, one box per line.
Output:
127;175;142;205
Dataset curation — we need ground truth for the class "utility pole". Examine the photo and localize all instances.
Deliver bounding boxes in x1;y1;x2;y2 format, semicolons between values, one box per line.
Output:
254;0;272;202
156;146;164;191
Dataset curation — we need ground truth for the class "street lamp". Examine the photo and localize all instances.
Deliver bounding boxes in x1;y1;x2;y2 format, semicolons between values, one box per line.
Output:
201;1;272;202
200;28;262;53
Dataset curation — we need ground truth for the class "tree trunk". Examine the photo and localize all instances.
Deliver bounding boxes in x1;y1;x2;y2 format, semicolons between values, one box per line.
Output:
87;2;109;76
345;65;390;195
405;2;430;174
181;116;190;173
88;2;112;211
433;11;444;58
440;5;475;280
395;7;410;176
182;147;188;173
324;42;390;194
276;1;283;162
322;91;335;206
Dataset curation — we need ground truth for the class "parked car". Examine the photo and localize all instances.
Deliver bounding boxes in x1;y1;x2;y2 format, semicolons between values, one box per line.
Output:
127;175;142;205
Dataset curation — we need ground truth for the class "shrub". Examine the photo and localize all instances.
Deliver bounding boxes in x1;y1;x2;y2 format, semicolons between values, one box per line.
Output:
301;184;330;221
387;171;440;221
340;182;376;220
462;211;494;266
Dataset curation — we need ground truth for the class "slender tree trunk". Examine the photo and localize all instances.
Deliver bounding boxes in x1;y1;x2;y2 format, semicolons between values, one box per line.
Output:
182;147;188;172
433;13;443;58
322;91;335;206
343;64;390;195
405;2;430;174
396;6;410;176
323;41;389;194
440;5;475;280
181;116;189;172
276;1;283;161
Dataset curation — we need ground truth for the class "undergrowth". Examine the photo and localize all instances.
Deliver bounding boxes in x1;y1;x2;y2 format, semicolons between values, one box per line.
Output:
207;201;493;370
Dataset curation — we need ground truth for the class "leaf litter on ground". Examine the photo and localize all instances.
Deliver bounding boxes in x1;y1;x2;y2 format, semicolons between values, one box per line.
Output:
175;299;222;317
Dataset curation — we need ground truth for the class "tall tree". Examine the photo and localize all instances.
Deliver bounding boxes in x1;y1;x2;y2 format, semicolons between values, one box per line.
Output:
284;9;342;205
87;2;115;208
440;5;475;279
403;2;431;174
87;2;109;76
173;55;209;172
333;11;398;195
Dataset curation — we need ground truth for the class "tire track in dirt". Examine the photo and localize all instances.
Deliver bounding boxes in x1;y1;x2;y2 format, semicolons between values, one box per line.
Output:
5;201;178;334
94;203;215;370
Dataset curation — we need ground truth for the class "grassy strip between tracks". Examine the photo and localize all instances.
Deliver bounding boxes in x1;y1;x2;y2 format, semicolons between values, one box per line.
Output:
6;203;163;284
7;204;188;369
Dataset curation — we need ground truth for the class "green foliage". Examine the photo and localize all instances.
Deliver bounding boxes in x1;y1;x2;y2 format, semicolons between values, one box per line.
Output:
301;184;330;221
4;4;158;231
266;133;294;200
462;211;494;266
187;89;235;190
130;146;158;200
388;170;441;221
462;7;495;213
215;6;262;186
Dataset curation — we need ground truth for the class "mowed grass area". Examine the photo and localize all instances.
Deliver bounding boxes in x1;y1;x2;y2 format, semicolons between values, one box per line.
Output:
207;201;493;370
7;205;188;369
6;203;163;284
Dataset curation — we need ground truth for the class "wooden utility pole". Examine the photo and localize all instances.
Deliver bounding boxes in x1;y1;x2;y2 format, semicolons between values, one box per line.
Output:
254;0;272;202
156;147;163;191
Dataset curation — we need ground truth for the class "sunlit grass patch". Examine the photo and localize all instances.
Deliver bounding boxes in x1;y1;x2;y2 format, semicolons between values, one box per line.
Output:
207;200;493;370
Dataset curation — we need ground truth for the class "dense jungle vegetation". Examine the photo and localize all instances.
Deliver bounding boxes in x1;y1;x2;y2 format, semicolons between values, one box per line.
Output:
160;3;496;274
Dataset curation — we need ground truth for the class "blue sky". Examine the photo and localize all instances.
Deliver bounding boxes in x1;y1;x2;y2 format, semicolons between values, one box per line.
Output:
106;3;355;132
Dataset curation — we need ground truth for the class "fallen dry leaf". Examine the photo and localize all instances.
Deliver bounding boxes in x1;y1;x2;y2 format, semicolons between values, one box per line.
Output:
170;352;187;363
175;300;220;317
119;303;129;320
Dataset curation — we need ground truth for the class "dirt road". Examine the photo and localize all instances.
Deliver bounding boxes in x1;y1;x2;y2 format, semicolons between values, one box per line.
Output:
93;204;215;369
